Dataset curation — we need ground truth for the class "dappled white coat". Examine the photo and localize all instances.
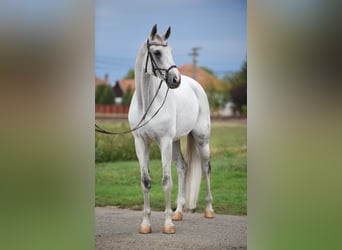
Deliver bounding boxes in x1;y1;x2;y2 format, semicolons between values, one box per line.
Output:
128;24;214;234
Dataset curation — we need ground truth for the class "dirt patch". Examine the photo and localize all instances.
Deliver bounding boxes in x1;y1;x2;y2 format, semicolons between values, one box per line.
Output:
96;207;247;250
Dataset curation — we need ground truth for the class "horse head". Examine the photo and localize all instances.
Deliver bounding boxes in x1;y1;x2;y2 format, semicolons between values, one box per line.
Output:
145;24;181;89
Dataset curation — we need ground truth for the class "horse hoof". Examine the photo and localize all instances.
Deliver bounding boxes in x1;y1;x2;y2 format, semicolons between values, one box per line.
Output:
162;225;176;234
139;225;152;234
204;210;214;219
172;212;183;221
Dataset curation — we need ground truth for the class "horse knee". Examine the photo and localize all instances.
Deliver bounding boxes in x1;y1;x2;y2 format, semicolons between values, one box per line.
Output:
141;174;151;191
202;161;211;175
162;175;172;192
197;141;210;161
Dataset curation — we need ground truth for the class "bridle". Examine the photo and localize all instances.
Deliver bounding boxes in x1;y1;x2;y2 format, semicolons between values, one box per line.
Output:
95;39;178;135
144;39;177;82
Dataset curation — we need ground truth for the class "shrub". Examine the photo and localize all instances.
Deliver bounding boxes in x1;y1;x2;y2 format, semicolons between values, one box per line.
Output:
122;86;133;106
241;105;247;116
95;122;161;162
95;84;115;104
230;83;247;115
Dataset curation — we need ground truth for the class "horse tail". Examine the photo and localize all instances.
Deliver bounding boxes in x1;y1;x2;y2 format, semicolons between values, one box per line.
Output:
184;133;202;210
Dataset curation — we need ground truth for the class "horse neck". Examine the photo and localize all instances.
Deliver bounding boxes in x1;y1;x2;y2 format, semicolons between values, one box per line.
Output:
135;42;160;111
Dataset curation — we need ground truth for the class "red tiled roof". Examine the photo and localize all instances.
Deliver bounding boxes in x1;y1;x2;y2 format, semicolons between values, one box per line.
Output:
178;64;228;91
114;64;228;94
118;79;135;93
95;76;109;86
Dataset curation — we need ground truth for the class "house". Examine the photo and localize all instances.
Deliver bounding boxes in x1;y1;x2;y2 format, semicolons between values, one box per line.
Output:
178;64;228;92
108;65;231;115
112;64;227;98
113;78;135;104
95;74;131;114
178;64;231;116
95;73;110;87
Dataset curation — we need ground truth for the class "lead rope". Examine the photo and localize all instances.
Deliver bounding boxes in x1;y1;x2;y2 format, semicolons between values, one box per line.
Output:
95;80;169;135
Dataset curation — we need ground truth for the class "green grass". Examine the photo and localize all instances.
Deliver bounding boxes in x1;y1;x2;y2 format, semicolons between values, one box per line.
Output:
95;122;246;215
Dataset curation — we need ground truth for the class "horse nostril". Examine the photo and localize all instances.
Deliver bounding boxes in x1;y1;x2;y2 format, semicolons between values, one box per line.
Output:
173;77;179;84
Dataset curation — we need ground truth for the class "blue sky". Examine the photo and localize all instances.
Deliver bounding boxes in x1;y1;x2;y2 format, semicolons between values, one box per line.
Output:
96;0;246;84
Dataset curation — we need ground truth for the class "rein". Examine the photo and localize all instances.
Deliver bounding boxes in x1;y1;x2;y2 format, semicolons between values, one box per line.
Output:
95;39;175;135
95;80;169;135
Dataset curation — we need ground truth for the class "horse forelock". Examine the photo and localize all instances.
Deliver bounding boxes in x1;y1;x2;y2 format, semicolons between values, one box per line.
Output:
154;34;163;41
149;34;167;45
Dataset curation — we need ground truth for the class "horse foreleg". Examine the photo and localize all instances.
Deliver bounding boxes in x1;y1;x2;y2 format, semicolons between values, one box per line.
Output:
134;137;152;233
172;140;186;221
160;138;175;233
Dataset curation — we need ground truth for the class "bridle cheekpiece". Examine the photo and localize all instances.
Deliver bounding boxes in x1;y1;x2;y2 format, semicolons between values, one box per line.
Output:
144;39;177;82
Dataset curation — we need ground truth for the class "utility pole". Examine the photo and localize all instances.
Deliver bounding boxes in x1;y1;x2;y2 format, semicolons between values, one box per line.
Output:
189;47;201;80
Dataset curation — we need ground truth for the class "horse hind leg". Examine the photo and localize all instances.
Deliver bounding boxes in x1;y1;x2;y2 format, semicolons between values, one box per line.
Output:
203;160;214;218
193;133;214;218
171;140;186;221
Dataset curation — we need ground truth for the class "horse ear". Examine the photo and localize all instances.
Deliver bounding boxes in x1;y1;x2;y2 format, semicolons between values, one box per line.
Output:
150;24;157;39
163;26;171;41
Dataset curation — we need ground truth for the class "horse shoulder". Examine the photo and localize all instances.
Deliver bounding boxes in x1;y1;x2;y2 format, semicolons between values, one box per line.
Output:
128;93;139;125
180;75;211;122
180;75;209;102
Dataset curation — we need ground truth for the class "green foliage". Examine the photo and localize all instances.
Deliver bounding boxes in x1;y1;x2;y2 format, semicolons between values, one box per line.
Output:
224;59;247;86
207;86;227;115
124;69;135;79
95;84;106;104
95;122;247;215
101;86;115;104
230;83;247;115
241;105;247;116
95;84;115;104
222;59;247;115
121;86;133;106
200;66;215;76
95;122;160;162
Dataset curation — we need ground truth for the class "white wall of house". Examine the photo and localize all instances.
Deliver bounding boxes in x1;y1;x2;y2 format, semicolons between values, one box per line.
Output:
115;97;122;104
219;101;234;117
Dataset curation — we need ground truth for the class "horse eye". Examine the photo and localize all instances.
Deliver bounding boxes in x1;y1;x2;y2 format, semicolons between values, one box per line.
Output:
153;50;161;57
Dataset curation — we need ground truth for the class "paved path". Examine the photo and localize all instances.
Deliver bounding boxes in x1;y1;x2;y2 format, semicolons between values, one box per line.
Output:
96;207;247;250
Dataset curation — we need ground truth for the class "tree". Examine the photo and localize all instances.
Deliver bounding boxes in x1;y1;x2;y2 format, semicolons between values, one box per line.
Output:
224;59;247;86
124;69;135;79
237;60;247;84
200;66;215;76
230;83;247;115
95;84;106;104
224;59;247;115
207;86;227;116
95;84;115;104
122;86;133;106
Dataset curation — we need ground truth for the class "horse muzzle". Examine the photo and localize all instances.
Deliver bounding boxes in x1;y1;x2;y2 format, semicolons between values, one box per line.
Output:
166;68;181;89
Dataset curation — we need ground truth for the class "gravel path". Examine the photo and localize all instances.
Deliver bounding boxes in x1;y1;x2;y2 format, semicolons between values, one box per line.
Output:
96;207;247;250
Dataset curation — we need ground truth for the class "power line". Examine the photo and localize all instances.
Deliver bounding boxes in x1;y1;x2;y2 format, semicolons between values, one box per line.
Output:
96;55;134;61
